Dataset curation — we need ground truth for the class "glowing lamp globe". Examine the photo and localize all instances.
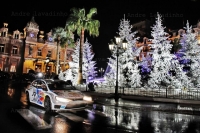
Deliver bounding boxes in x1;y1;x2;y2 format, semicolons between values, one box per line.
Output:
37;72;43;78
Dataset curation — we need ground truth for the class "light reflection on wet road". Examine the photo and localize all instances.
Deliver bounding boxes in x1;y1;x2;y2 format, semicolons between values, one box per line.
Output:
15;102;200;133
2;89;200;133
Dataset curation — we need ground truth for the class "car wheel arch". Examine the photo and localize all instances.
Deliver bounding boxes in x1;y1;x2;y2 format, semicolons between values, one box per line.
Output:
44;95;53;106
44;95;54;112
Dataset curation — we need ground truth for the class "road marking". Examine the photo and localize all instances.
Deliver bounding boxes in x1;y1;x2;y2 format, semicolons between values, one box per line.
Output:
17;109;52;130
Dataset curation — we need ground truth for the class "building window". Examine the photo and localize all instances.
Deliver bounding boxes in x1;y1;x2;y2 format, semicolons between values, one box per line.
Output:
14;34;19;39
37;49;42;56
12;46;18;54
47;51;51;57
0;44;5;53
10;65;16;72
1;32;6;37
5;67;8;72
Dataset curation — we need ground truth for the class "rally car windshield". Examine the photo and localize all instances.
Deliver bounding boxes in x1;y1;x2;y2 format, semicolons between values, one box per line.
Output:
48;81;75;90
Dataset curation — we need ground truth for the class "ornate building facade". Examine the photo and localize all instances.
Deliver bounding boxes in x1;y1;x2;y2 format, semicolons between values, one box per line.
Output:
0;23;22;72
0;17;74;74
23;17;73;73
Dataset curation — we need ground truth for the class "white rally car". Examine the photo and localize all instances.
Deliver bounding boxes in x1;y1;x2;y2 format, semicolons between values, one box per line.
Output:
26;79;93;112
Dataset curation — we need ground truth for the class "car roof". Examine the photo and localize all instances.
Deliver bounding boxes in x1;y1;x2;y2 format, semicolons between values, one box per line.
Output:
39;79;68;84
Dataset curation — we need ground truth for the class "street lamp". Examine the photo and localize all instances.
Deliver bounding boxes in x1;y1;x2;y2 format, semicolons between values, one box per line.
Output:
45;58;50;72
99;67;104;77
109;36;127;102
45;58;50;63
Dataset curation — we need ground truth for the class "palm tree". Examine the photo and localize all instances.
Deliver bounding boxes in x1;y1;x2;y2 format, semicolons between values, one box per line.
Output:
52;27;75;74
66;7;100;84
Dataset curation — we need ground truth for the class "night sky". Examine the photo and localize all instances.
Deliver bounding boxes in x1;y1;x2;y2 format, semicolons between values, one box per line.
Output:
0;0;199;72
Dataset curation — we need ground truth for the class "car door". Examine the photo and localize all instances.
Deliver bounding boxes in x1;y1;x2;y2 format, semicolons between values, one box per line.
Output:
30;80;38;103
35;80;47;106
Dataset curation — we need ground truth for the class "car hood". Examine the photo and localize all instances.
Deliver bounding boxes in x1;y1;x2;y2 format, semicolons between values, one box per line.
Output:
51;90;84;100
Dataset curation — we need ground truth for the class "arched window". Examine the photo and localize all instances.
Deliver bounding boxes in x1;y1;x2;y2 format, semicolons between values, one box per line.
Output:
47;51;51;57
14;34;19;39
37;49;42;56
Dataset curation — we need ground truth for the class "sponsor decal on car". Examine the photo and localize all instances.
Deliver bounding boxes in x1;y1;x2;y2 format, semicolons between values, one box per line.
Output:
60;105;66;109
36;89;45;105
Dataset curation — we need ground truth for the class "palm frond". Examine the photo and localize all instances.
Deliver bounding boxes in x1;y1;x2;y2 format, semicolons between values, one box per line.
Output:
86;8;97;19
65;7;100;38
52;27;74;48
86;20;100;37
79;8;85;19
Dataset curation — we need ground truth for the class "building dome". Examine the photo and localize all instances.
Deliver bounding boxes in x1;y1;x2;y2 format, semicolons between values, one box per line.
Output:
26;16;39;30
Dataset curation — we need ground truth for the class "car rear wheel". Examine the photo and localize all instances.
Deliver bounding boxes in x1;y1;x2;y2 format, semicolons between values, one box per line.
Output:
44;97;52;112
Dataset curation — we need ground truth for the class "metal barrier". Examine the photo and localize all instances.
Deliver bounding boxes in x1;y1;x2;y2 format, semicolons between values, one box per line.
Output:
122;88;200;100
76;84;200;101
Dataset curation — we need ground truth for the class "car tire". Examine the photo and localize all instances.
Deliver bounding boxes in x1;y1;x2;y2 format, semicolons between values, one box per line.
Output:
44;97;52;112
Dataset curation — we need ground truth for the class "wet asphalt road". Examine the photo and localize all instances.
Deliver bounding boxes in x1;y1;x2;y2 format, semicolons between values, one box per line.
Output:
1;81;200;133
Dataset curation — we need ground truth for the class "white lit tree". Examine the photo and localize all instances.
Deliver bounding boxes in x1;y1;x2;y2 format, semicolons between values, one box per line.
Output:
82;39;97;83
169;65;192;90
104;45;124;86
71;40;80;85
58;69;73;81
147;13;176;89
179;21;200;88
62;39;97;85
127;63;142;88
105;16;142;87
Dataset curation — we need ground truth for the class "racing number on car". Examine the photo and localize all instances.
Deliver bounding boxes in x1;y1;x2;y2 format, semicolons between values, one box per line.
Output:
32;92;36;97
32;92;36;101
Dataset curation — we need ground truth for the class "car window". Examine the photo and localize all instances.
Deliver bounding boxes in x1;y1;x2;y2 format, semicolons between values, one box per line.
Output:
32;81;38;87
34;80;47;91
48;81;75;90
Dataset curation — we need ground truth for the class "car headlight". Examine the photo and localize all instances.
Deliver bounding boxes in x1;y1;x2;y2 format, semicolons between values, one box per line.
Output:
83;96;92;101
55;97;72;102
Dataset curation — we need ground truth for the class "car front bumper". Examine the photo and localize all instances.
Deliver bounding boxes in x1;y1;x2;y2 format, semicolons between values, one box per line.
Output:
53;100;93;110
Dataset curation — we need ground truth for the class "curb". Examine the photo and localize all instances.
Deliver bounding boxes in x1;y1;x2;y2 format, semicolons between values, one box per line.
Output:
82;92;200;115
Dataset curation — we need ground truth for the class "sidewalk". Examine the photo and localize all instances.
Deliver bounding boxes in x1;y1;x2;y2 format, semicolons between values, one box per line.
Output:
82;91;200;115
84;91;200;105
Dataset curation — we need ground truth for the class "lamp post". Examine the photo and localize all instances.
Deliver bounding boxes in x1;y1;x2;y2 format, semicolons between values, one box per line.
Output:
109;36;127;102
56;36;60;74
45;58;50;64
99;67;104;78
45;58;50;72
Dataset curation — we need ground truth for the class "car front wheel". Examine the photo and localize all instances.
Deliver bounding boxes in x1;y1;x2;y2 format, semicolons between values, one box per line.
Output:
44;97;52;112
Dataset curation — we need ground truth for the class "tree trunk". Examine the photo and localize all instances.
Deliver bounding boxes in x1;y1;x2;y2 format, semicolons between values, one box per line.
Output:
63;45;67;71
56;41;60;74
77;28;84;84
